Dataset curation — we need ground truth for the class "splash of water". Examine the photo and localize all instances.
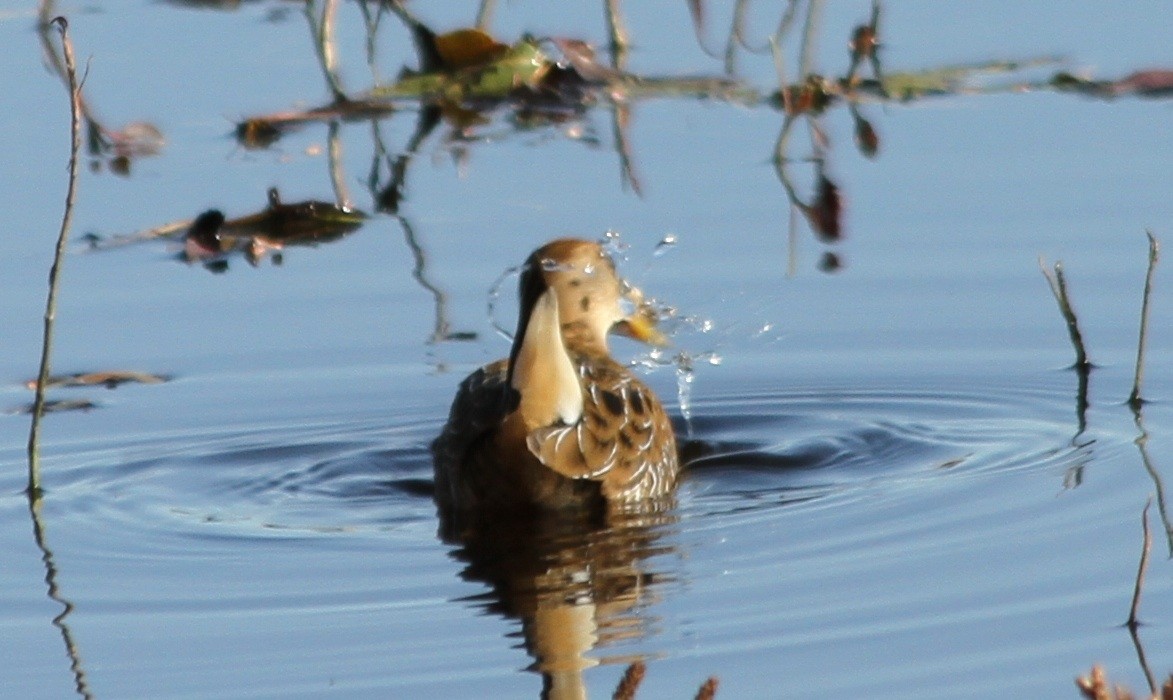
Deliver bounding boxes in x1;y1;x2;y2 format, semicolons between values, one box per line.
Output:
486;264;521;341
653;233;677;257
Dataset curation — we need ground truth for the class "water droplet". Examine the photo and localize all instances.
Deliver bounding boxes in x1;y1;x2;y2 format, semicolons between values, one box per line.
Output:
600;229;629;261
653;234;678;257
487;264;521;341
541;257;572;272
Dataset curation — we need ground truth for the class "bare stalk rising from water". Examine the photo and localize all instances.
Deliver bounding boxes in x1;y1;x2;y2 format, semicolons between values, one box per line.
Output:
1128;231;1159;409
1039;257;1092;372
28;15;83;500
26;17;94;699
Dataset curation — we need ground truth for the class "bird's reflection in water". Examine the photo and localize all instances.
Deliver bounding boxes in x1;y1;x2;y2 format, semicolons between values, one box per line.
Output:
439;501;679;700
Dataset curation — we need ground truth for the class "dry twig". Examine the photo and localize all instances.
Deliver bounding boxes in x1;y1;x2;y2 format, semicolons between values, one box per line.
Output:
1128;231;1159;409
28;15;83;499
1039;257;1092;371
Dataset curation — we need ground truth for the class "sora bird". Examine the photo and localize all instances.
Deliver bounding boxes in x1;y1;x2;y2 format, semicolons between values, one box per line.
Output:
432;238;680;516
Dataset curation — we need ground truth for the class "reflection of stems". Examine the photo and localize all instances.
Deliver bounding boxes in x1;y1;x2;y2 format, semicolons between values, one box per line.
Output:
1038;258;1092;371
356;0;385;82
604;0;629;67
797;0;823;77
725;0;797;74
368;105;439;214
1126;499;1156;694
610;101;642;197
28;17;93;700
30;502;93;700
326;120;353;209
368;113;468;345
475;0;496;31
604;0;641;196
1128;499;1152;628
306;0;347;102
1127;623;1156;698
1131;405;1173;557
1073;360;1089;439
1128;231;1159;409
395;215;453;344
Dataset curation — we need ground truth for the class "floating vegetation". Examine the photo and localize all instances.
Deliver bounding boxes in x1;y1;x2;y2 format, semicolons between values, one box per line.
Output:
9;398;97;416
88;187;366;272
23;371;169;391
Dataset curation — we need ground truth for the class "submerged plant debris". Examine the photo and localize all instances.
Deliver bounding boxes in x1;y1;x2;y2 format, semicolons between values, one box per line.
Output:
182;188;367;268
88;187;366;271
8;399;97;416
23;370;170;390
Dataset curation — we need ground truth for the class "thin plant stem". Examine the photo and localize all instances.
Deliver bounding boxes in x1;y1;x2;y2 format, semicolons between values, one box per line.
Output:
1039;257;1092;371
356;0;384;82
306;0;346;101
27;19;93;699
1126;499;1156;694
474;0;495;31
28;16;82;500
797;0;823;78
604;0;629;67
1130;403;1173;557
1128;231;1159;409
326;120;352;209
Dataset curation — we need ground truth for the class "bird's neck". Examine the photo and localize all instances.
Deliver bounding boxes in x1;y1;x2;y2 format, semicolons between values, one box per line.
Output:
510;289;584;429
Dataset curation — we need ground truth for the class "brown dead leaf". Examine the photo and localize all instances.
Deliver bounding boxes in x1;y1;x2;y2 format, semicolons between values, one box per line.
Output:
804;175;843;242
434;28;509;70
1114;70;1173;97
852;110;879;158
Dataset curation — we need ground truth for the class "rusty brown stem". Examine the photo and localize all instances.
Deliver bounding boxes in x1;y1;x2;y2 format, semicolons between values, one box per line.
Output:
612;660;646;700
